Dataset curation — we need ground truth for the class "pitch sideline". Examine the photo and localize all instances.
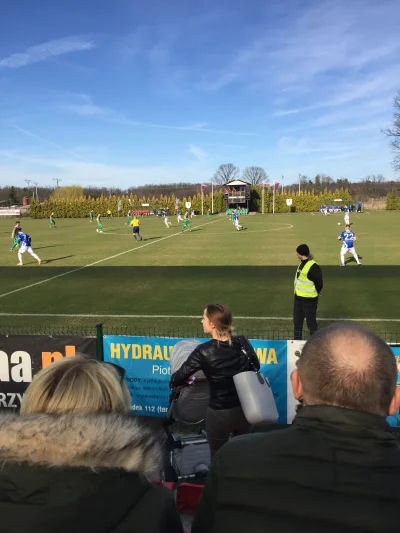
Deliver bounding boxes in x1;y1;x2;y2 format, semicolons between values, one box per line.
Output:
0;313;399;322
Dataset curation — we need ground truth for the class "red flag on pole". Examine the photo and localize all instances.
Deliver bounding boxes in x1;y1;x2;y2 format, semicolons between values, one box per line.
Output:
201;184;208;189
274;182;280;187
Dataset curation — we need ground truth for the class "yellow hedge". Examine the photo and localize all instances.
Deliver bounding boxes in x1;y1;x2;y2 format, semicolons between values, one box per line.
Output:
29;188;352;218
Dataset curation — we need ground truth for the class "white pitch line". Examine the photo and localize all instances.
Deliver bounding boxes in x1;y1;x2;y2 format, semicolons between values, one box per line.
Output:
0;313;399;322
101;222;294;237
0;217;225;300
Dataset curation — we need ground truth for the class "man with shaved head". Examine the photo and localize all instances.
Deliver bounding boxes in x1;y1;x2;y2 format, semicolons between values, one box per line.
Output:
193;323;400;533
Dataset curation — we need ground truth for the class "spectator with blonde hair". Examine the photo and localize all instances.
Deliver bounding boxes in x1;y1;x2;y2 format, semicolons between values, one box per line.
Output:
0;355;183;533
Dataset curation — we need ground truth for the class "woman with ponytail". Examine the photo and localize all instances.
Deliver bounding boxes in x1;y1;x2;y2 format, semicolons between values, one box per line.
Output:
170;303;260;456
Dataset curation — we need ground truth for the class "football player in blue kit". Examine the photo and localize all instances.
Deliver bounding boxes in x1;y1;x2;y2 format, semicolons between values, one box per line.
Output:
16;229;41;266
338;224;361;266
232;210;243;231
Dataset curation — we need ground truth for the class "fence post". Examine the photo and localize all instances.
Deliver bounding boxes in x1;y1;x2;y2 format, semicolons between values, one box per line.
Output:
96;323;104;362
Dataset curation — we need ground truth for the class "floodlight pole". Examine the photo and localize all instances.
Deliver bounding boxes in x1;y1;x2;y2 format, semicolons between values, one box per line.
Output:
53;177;62;199
33;181;39;200
211;183;214;214
25;179;32;197
298;173;301;194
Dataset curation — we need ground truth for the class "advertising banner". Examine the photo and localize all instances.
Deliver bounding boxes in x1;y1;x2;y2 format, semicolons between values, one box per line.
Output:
0;209;21;216
0;336;96;410
103;336;290;421
247;339;288;424
387;346;400;428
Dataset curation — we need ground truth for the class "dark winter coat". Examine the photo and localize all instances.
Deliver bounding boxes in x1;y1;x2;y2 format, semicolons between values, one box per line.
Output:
193;405;400;533
170;336;260;410
0;412;183;533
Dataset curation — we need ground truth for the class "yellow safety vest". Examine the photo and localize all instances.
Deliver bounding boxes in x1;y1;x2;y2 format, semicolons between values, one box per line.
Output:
294;260;318;298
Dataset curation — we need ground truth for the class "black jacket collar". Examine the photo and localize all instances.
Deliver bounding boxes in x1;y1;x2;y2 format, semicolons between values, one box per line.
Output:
294;405;396;445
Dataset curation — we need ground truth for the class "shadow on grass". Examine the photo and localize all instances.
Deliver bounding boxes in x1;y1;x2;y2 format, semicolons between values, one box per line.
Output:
0;265;399;340
345;255;364;265
45;255;75;264
35;245;60;250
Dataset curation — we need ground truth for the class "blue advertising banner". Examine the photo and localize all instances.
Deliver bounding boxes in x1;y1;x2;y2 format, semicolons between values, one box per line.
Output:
387;347;400;428
103;336;289;421
104;336;177;417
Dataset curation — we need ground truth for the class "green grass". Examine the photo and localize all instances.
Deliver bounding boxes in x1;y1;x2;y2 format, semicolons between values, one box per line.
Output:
1;211;399;339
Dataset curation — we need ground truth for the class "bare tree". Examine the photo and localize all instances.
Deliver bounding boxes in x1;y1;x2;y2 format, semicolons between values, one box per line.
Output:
383;91;400;172
213;164;240;185
242;166;268;186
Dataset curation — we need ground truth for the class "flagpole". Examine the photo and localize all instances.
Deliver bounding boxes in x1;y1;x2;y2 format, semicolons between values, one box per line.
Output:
262;185;265;215
273;183;275;215
212;183;214;214
201;185;204;215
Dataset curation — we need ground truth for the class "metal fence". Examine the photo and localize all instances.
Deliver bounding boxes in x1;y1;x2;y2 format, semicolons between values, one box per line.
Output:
1;323;400;344
0;325;96;337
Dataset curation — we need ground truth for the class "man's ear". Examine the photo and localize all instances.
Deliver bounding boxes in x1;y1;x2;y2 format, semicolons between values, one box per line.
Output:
291;368;303;401
388;387;400;416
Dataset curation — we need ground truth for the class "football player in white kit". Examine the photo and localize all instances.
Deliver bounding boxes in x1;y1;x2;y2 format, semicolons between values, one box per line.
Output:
344;205;350;225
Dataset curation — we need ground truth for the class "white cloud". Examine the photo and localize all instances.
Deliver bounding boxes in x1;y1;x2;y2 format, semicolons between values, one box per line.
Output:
189;144;207;160
61;96;258;136
11;125;87;161
199;0;400;98
277;137;352;156
62;104;106;117
0;36;95;69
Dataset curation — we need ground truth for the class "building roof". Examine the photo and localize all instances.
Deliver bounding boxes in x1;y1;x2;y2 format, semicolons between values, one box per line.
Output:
224;179;250;186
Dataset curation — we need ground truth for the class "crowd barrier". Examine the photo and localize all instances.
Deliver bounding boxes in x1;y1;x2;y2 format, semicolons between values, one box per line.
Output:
1;325;399;426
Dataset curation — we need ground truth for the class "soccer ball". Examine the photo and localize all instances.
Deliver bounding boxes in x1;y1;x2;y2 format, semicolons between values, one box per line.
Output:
338;222;340;225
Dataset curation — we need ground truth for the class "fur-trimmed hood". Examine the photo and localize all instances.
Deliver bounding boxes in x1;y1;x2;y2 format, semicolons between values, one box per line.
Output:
0;412;162;473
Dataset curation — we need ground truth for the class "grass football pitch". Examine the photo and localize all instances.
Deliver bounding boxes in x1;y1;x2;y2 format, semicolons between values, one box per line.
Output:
0;211;399;338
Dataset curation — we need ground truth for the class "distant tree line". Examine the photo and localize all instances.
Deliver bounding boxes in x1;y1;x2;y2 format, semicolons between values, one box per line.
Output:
1;172;399;206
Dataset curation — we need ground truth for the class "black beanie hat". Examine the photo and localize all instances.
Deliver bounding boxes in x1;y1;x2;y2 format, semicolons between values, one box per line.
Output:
296;244;310;257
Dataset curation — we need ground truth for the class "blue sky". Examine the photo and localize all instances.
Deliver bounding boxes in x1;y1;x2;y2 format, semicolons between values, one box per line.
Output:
0;0;399;187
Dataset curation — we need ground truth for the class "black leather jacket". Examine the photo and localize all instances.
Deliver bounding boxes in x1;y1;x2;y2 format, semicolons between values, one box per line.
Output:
170;336;260;410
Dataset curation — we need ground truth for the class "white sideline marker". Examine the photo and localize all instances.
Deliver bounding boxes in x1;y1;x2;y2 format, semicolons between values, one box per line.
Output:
0;217;225;300
0;313;399;322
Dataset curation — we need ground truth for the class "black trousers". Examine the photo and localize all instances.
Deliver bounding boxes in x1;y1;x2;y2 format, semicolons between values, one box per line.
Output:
206;406;250;457
293;298;318;340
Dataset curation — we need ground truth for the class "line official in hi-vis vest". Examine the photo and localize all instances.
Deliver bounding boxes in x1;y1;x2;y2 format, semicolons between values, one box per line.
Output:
294;244;323;340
